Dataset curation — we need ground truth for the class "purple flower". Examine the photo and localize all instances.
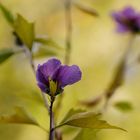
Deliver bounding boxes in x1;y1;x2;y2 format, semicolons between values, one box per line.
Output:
36;58;82;96
112;6;140;33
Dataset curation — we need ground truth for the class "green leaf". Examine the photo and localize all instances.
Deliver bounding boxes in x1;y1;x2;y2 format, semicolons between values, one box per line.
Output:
14;14;35;49
0;106;38;125
114;101;133;112
35;38;63;50
0;123;48;140
80;95;102;108
0;106;48;131
59;109;85;124
56;111;126;131
73;129;98;140
0;88;49;131
0;48;15;64
32;46;57;58
0;3;14;25
74;3;99;17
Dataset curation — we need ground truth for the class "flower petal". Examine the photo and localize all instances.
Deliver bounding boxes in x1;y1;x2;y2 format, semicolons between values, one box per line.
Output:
56;65;82;88
116;23;129;33
36;64;48;84
40;58;61;81
112;12;123;23
37;82;48;93
122;6;136;18
136;15;140;28
111;7;140;33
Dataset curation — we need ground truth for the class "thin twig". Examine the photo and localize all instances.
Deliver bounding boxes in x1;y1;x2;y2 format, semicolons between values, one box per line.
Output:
103;34;136;111
23;46;36;74
81;34;137;112
55;0;73;119
49;96;55;140
23;45;49;111
52;1;73;139
64;0;72;65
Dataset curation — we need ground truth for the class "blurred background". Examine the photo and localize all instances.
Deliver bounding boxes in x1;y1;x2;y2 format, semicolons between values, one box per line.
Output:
0;0;140;140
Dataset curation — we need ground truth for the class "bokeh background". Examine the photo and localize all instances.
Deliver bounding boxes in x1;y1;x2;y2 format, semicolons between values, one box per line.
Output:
0;0;140;140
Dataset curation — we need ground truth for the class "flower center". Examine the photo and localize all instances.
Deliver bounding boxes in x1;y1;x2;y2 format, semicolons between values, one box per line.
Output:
49;77;57;96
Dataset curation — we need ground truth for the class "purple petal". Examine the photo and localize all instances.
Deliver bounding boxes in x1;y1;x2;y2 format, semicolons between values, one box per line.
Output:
136;15;140;28
112;12;129;33
40;58;61;81
112;12;123;23
37;82;48;93
111;6;140;33
122;6;136;18
56;65;82;88
36;64;48;84
116;23;129;33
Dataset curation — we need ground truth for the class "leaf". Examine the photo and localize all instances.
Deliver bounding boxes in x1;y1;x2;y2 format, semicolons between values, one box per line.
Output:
32;45;57;58
59;109;85;125
0;54;50;130
35;37;63;50
14;14;35;49
0;3;14;25
0;106;38;125
56;111;126;131
0;48;15;64
114;101;133;112
0;106;48;132
0;123;48;140
73;129;98;140
13;32;24;46
74;2;99;17
80;95;102;108
0;88;49;131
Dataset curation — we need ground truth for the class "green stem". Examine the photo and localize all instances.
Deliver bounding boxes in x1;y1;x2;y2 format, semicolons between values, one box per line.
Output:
50;1;73;139
49;96;55;140
64;0;72;65
103;34;136;111
54;0;73;124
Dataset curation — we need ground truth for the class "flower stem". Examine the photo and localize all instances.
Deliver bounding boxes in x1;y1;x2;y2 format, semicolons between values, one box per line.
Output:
64;0;72;65
49;96;55;140
54;0;73;129
55;0;72;114
24;47;36;74
49;0;72;140
103;34;136;111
